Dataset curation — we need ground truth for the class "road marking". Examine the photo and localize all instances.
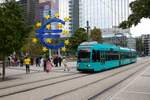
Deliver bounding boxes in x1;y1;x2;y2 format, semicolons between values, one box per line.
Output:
125;91;150;95
109;65;150;100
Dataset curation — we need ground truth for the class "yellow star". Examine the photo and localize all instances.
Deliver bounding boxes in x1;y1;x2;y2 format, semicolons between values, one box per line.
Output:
54;12;59;18
64;17;70;22
61;47;66;52
64;39;69;45
44;15;50;20
35;22;41;28
32;38;38;43
45;38;52;43
42;47;48;52
57;23;63;29
46;24;51;30
62;30;69;35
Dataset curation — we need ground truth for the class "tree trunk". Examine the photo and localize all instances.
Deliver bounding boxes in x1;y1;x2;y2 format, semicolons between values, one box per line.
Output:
2;55;5;80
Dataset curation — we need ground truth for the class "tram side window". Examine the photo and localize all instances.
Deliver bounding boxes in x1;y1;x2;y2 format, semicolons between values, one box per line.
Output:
92;50;97;62
107;51;119;60
101;51;106;62
92;50;101;62
97;50;100;62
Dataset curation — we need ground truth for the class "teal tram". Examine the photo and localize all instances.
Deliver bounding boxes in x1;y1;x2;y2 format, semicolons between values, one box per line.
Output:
77;42;137;72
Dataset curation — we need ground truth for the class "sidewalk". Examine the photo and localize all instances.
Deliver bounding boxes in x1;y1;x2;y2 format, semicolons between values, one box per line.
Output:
111;65;150;100
0;61;77;81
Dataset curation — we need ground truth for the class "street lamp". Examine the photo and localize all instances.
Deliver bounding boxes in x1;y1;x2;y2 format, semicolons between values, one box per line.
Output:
85;21;91;42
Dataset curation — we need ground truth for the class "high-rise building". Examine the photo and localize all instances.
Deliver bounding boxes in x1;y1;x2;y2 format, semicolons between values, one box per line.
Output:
35;1;51;22
69;0;79;33
69;0;130;34
18;0;39;25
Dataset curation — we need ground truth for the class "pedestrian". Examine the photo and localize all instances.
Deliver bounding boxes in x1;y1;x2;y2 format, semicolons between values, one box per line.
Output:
35;57;40;67
58;56;62;67
8;56;11;66
53;56;59;67
46;58;53;72
24;56;31;74
43;58;47;72
20;57;24;67
40;57;44;67
30;57;34;65
63;57;70;71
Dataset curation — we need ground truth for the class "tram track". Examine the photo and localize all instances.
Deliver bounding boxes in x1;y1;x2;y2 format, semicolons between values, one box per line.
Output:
45;60;150;100
0;66;78;90
0;72;79;90
88;63;149;100
0;59;148;99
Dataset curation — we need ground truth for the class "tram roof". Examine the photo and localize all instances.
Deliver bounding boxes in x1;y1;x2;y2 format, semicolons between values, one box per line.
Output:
78;42;136;52
79;42;119;51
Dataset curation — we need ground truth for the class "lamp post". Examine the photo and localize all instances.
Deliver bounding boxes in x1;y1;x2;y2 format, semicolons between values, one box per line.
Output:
86;21;91;42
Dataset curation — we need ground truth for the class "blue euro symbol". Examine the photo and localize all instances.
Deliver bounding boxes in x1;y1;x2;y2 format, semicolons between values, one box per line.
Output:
35;18;65;49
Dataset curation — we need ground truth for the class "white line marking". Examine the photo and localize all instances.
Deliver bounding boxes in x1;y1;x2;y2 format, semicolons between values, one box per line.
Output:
125;91;150;95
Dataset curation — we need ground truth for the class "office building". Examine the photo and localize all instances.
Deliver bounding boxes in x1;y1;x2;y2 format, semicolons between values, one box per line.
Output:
18;0;39;25
69;0;130;34
141;34;150;56
69;0;79;33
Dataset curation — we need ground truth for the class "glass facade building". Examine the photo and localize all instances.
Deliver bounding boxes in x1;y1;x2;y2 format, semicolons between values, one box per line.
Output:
18;0;39;25
68;0;131;34
79;0;130;29
69;0;79;33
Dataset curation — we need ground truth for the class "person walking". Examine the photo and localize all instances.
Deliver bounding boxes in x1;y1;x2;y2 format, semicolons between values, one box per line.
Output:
24;56;31;74
43;58;47;72
53;56;59;67
40;57;44;67
46;58;53;72
58;56;62;67
20;57;24;67
63;57;70;71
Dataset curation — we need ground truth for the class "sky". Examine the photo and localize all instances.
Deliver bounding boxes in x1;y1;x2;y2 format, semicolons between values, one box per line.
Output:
130;18;150;37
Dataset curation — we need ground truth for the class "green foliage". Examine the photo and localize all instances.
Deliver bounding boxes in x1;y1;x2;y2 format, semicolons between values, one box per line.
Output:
0;1;32;57
90;27;102;43
119;0;150;29
69;28;88;51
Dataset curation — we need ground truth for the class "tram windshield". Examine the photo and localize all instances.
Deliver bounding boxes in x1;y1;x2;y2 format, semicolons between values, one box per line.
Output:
78;50;90;62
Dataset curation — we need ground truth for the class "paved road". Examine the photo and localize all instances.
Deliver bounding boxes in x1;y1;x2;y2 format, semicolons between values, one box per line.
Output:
0;57;150;100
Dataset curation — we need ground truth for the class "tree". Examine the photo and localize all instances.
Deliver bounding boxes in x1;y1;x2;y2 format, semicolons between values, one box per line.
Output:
90;27;102;43
69;28;88;51
21;29;44;57
119;0;150;29
0;1;31;80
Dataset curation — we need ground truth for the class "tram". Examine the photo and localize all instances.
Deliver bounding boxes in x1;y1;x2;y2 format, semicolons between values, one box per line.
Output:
77;42;137;72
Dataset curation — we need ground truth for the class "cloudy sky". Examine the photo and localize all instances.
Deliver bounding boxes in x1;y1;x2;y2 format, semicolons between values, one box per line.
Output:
130;18;150;37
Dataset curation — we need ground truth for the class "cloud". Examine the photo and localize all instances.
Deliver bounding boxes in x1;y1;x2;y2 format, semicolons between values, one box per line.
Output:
131;18;150;37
